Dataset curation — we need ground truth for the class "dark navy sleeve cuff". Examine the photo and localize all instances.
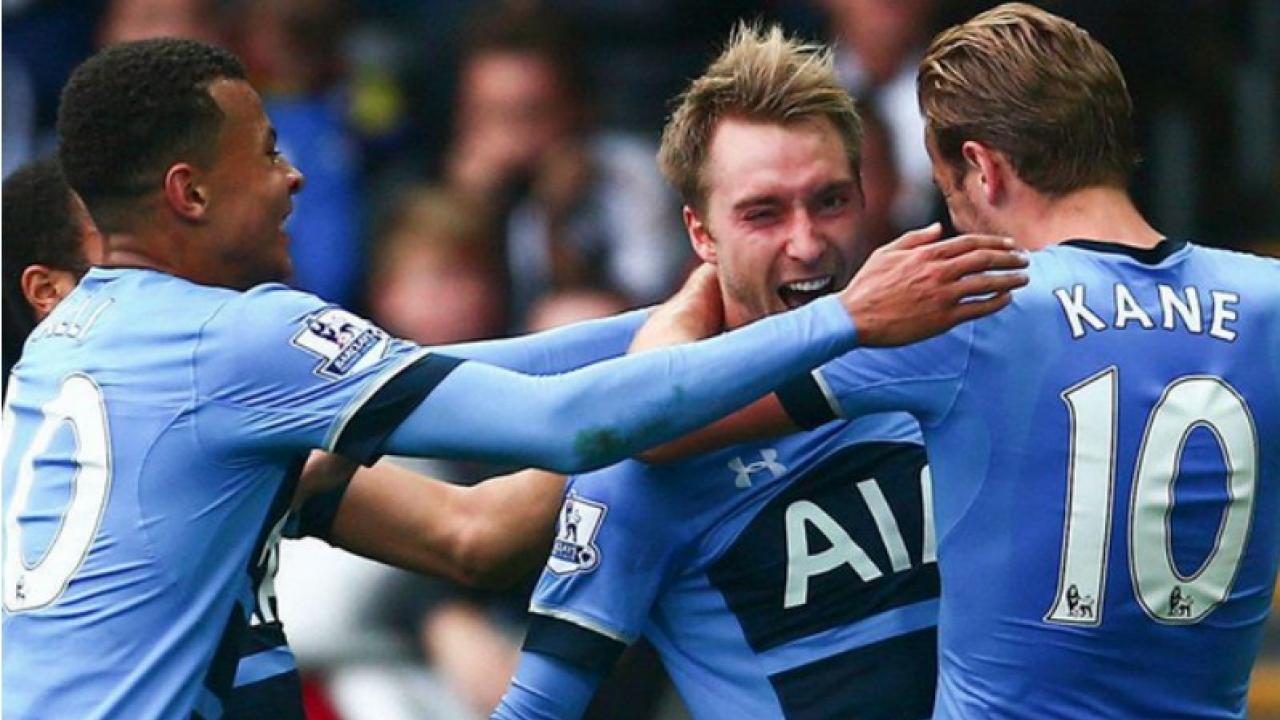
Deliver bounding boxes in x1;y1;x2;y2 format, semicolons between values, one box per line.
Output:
334;353;465;466
776;371;839;430
523;613;627;674
288;479;351;542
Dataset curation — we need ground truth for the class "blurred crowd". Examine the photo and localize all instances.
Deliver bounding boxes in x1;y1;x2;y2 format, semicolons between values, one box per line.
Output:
4;0;1277;718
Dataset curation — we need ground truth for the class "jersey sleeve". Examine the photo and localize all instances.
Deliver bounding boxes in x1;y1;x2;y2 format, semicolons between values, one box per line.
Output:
435;308;648;375
777;322;976;429
193;284;460;466
491;652;602;720
521;464;686;674
380;294;859;473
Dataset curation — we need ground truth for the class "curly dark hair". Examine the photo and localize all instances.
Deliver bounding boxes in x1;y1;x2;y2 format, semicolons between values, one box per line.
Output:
2;157;86;390
57;38;245;233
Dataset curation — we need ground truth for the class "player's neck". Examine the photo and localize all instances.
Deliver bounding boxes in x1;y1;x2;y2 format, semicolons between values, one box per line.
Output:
1010;186;1164;251
98;231;182;276
99;227;216;284
724;301;752;332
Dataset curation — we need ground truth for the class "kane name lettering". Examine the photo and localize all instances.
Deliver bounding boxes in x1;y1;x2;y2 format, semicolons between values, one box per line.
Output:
1054;284;1239;342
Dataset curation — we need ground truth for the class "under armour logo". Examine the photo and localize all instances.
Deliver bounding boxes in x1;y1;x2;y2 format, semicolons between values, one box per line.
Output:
728;449;787;488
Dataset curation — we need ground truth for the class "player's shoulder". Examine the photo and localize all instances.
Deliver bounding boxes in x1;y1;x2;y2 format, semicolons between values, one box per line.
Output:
79;266;243;313
203;283;354;351
569;451;741;527
568;459;682;517
194;283;395;386
1185;243;1280;289
219;282;329;321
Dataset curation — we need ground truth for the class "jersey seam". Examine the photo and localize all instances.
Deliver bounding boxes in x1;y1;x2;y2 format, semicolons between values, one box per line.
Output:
925;322;977;429
191;293;252;471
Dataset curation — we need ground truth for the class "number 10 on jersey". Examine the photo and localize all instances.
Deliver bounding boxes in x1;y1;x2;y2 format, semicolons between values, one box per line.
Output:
1046;367;1258;627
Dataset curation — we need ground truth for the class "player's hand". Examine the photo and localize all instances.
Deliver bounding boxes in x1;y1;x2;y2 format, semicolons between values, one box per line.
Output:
628;264;724;353
840;223;1029;347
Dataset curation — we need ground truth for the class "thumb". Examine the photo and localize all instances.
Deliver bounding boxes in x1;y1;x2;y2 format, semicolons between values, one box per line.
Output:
680;263;719;296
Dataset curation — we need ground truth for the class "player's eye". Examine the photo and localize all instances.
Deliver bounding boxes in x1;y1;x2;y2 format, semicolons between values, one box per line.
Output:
743;207;779;225
815;191;851;215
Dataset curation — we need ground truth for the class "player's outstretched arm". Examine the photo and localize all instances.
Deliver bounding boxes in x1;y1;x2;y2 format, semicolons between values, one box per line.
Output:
381;292;858;473
296;454;564;588
434;308;649;375
437;264;721;374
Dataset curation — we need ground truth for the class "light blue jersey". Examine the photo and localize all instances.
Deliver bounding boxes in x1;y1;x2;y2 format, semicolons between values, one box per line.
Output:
1;268;450;720
778;240;1280;719
497;412;937;719
3;265;864;720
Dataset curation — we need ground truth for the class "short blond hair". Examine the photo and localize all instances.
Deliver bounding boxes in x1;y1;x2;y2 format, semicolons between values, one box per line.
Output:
918;3;1137;195
658;23;861;211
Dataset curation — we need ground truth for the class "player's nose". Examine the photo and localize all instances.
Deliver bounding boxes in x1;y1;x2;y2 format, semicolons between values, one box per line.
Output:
785;212;826;264
285;160;306;194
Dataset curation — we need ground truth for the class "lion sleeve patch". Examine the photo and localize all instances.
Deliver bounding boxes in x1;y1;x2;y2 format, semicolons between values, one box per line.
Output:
547;494;608;575
290;308;391;380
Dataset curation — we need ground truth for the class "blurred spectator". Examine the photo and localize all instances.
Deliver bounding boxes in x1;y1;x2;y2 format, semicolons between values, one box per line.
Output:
232;0;365;307
445;4;688;324
526;287;632;333
822;0;938;228
366;186;507;345
854;105;903;264
3;52;38;177
97;0;224;45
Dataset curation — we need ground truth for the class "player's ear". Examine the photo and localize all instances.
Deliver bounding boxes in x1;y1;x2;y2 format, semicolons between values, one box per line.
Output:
162;163;208;222
21;265;79;321
961;141;1005;205
684;205;718;265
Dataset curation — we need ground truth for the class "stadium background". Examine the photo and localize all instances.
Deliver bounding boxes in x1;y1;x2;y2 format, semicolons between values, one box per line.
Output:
4;0;1277;717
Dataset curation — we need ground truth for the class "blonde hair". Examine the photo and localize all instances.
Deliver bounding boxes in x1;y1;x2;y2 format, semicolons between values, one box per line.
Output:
918;3;1138;195
658;23;861;210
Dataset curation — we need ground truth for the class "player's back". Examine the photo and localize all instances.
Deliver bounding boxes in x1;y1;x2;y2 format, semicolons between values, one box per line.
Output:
933;240;1280;718
2;268;300;719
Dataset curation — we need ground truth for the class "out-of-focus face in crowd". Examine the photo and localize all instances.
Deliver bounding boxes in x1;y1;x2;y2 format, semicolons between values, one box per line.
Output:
98;0;222;46
367;188;507;345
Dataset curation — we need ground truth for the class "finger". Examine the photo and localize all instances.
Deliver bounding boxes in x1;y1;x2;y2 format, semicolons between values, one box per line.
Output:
941;247;1029;280
930;233;1018;260
886;222;944;249
947;290;1015;323
949;270;1030;299
677;263;718;295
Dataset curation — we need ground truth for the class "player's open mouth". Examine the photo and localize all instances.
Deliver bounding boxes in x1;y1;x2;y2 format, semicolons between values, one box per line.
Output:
778;276;834;309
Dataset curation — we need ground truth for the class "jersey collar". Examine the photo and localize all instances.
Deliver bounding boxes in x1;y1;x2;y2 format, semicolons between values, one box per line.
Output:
1060;238;1188;265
